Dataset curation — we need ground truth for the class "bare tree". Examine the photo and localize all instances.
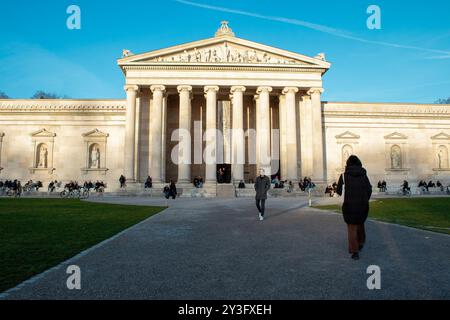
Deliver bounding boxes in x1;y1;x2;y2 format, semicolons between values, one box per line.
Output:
435;97;450;104
31;90;69;99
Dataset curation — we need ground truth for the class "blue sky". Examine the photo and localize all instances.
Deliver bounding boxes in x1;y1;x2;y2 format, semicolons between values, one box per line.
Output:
0;0;449;102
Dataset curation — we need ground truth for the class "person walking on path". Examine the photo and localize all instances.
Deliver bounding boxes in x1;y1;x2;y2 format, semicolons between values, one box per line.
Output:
254;168;271;221
119;175;126;189
336;155;372;260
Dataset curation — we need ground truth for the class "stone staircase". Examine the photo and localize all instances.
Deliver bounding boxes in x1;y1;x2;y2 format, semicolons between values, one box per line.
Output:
235;183;324;198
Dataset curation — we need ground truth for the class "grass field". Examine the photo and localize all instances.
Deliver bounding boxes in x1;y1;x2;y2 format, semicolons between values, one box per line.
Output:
0;198;165;293
315;197;450;235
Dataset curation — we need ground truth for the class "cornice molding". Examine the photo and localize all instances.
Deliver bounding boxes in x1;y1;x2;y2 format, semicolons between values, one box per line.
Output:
0;100;126;113
122;65;326;73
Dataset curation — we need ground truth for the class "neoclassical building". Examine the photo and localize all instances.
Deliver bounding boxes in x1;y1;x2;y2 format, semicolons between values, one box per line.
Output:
1;22;449;195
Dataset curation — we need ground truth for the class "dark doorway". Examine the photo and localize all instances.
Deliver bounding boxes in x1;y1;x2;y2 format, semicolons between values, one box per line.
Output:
217;164;231;183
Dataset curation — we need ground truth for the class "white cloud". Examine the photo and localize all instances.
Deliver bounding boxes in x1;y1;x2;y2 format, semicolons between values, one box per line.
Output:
175;0;450;57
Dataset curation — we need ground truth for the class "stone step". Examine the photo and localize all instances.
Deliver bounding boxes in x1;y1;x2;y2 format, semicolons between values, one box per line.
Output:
216;183;236;198
236;184;323;198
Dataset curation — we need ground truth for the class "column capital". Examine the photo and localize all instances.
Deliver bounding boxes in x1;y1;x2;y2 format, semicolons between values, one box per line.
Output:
177;85;193;93
150;85;166;93
230;86;246;93
302;95;311;101
282;86;299;94
307;87;324;96
204;85;219;93
256;86;272;94
124;85;139;93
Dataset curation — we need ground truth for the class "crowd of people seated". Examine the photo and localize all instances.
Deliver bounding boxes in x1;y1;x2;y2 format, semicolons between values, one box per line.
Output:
144;176;153;189
377;180;387;192
47;180;62;192
325;182;338;197
83;180;106;192
163;180;177;199
0;179;23;196
271;176;286;189
418;180;445;192
60;180;106;193
23;180;43;192
193;176;204;188
0;179;109;196
299;177;315;191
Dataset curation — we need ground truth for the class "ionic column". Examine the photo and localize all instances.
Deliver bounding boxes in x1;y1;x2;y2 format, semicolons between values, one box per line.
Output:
150;85;165;183
282;87;299;181
256;86;272;174
204;85;219;183
278;95;287;180
299;94;313;178
308;88;325;182
177;85;193;183
230;86;246;182
124;85;139;182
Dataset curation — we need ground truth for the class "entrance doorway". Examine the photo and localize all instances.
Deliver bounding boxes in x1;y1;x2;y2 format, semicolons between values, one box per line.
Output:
217;164;231;183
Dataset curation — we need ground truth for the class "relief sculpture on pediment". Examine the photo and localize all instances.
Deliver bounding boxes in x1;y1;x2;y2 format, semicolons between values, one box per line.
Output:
152;42;298;65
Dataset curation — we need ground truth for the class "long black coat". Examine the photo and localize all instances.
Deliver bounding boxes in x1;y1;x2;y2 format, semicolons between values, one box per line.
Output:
254;175;271;200
336;165;372;225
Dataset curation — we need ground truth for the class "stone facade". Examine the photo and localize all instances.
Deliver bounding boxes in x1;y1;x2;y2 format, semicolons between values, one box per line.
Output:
0;22;449;193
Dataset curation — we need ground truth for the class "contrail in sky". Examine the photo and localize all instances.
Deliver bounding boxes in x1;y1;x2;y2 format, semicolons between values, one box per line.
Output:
175;0;450;57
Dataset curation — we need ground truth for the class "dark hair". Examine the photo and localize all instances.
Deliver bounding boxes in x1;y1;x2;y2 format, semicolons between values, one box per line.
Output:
346;155;362;167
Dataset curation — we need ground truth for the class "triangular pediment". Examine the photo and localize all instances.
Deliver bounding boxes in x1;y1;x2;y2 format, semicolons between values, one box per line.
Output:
335;131;360;139
431;132;450;140
82;129;109;138
31;128;56;137
118;35;330;69
384;132;408;140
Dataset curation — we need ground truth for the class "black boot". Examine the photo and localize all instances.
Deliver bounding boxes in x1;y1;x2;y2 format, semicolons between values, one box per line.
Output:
351;252;359;260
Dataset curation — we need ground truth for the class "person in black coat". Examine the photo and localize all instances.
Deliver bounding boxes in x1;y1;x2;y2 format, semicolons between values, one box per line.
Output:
254;168;271;221
336;155;372;260
169;180;177;199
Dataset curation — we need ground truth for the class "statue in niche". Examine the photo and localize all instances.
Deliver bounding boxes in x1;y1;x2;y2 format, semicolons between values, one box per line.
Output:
38;145;48;168
437;146;448;169
390;146;402;169
90;146;100;169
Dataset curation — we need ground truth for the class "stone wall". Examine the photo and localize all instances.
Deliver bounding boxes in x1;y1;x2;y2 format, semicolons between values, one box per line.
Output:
323;102;450;186
0;99;126;191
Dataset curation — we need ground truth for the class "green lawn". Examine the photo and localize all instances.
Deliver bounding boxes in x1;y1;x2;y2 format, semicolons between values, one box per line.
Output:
315;198;450;235
0;198;165;293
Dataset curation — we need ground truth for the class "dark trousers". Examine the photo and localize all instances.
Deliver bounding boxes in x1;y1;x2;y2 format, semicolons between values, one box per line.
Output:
347;224;366;253
256;199;266;216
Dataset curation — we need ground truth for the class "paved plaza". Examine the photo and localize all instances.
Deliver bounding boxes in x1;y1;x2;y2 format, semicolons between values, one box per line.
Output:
1;196;449;300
